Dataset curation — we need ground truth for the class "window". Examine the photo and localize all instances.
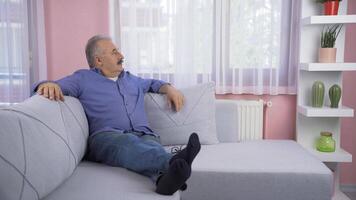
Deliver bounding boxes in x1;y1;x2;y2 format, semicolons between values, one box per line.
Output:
116;0;213;74
0;0;47;104
111;0;300;94
229;1;281;69
0;0;30;104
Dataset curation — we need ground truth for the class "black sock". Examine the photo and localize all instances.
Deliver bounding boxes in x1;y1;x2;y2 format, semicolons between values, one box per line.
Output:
180;183;187;191
170;132;201;166
166;133;201;192
155;159;191;195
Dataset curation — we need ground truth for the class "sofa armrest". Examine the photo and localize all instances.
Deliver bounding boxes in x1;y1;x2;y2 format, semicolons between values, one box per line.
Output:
215;99;239;143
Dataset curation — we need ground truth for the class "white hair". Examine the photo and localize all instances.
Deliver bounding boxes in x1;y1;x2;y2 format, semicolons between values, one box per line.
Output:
85;35;112;68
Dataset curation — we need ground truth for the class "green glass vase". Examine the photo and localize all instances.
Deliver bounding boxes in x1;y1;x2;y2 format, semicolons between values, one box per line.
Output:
316;132;335;152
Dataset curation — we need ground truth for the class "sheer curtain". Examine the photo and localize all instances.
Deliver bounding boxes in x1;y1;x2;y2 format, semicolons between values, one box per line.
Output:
0;0;46;104
28;0;48;86
111;0;300;94
215;0;300;94
0;0;30;104
111;0;213;87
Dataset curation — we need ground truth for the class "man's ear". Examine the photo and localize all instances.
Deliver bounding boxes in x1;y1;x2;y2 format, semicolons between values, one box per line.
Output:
95;56;102;67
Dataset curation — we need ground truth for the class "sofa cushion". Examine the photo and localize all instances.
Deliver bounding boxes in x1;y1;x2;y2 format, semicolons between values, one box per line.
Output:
181;140;333;200
43;161;180;200
0;95;88;200
144;82;218;145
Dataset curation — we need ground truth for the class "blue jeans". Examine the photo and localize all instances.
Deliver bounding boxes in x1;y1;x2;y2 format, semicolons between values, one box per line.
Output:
86;131;172;182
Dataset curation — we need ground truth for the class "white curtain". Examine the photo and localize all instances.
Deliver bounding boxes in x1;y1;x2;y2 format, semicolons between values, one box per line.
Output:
215;0;300;94
0;0;46;104
28;0;48;86
111;0;300;94
0;0;30;104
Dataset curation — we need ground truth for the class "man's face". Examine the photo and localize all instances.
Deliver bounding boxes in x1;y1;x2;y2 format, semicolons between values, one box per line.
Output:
95;39;124;77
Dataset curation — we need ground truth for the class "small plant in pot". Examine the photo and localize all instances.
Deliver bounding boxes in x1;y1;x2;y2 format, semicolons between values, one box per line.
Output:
316;0;342;15
318;24;342;63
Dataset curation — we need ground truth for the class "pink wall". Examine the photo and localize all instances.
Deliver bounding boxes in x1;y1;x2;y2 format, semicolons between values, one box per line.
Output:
340;0;356;185
44;0;109;80
43;0;356;184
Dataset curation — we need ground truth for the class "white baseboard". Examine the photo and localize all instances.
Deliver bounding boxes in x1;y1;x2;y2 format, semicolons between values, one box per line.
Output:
341;184;356;193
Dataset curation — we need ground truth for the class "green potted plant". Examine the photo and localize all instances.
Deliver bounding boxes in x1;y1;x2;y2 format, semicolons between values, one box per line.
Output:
318;24;342;63
316;0;342;15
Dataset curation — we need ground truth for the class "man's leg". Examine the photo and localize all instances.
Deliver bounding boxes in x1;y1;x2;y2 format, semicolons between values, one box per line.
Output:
86;131;199;195
139;133;161;144
87;131;171;179
138;133;190;191
137;133;201;195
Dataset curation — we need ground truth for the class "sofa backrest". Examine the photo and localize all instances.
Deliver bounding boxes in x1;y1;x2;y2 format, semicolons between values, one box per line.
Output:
215;99;240;143
0;95;88;200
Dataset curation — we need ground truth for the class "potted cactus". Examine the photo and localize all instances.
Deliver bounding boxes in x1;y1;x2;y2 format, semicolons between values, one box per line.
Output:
329;84;341;108
318;24;342;63
312;81;325;107
316;0;342;15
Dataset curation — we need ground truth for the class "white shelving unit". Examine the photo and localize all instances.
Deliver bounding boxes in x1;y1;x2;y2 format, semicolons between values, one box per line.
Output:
302;15;356;25
300;63;356;71
298;105;354;117
304;146;352;163
297;1;355;200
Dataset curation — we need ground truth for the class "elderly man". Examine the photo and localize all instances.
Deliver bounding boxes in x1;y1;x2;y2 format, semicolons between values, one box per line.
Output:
33;35;201;195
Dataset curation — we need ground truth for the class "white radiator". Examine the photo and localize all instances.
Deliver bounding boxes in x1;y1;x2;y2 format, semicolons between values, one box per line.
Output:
216;99;265;142
236;100;264;141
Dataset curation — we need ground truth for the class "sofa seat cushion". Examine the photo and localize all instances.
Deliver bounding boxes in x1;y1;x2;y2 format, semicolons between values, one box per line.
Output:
181;140;333;200
43;162;180;200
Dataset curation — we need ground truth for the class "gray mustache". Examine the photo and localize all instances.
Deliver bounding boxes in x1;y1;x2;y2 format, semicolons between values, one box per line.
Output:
118;59;124;65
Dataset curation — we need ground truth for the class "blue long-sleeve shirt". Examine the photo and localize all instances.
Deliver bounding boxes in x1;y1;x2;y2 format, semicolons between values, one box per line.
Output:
33;68;167;136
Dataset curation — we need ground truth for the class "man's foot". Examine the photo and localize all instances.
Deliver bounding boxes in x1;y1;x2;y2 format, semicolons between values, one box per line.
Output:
170;133;201;166
180;183;187;191
156;159;191;195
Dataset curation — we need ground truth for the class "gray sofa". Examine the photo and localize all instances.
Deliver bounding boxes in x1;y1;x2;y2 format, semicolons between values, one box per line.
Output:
0;95;333;200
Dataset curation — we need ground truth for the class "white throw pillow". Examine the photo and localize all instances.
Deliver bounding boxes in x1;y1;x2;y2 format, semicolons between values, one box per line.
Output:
144;82;219;145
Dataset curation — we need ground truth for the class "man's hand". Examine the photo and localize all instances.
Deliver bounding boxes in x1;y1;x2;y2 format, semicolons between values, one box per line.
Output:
37;82;64;101
159;84;184;112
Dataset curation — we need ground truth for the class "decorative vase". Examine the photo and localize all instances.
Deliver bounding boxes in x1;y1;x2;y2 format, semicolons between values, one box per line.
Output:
316;132;335;152
329;84;341;108
324;1;339;15
312;81;325;108
318;48;336;63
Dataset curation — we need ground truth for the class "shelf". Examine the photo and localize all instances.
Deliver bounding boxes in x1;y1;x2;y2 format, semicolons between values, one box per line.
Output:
298;105;354;117
333;189;351;200
300;63;356;71
304;146;352;163
302;15;356;25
